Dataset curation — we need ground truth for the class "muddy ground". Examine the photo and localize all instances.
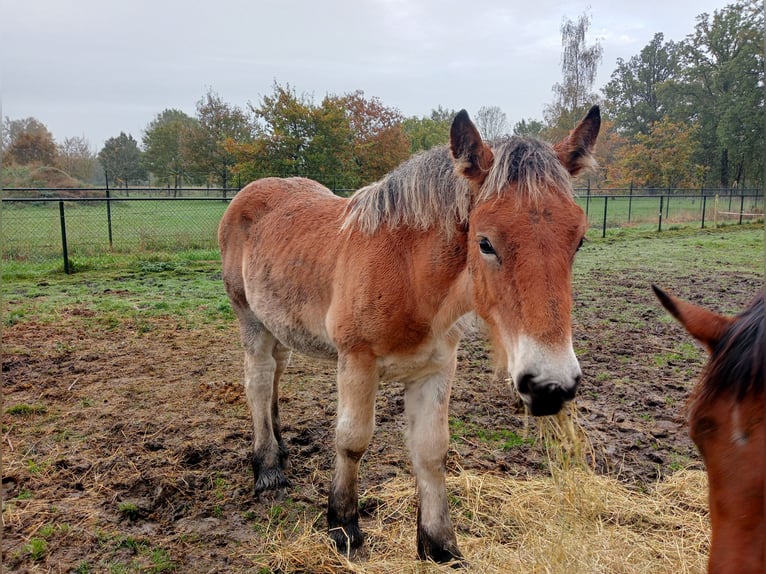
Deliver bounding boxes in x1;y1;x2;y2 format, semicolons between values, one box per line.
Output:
2;249;762;572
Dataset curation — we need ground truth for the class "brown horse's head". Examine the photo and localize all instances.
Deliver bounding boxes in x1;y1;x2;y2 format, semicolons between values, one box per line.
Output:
653;285;764;574
450;107;599;415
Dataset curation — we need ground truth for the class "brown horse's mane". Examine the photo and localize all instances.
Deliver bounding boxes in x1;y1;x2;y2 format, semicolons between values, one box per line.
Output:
691;292;765;412
342;136;573;235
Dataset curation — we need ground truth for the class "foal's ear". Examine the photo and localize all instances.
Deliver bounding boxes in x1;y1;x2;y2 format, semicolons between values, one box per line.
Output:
450;110;494;185
553;105;601;177
652;284;734;353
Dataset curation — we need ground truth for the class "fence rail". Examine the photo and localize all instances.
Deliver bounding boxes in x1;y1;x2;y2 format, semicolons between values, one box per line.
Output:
1;189;763;273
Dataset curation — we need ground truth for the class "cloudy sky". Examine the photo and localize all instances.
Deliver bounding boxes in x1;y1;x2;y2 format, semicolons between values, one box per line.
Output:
1;0;730;150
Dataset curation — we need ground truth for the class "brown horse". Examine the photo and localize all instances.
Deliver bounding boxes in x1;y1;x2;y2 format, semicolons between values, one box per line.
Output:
219;107;600;563
653;286;764;574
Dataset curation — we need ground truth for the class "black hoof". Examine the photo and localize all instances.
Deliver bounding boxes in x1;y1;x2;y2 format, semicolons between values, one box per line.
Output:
328;522;365;555
417;536;465;567
254;467;290;495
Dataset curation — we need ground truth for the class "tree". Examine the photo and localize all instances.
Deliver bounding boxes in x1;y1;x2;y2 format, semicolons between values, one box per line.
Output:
142;109;198;188
544;12;603;138
56;136;97;182
602;33;681;136
3;117;50;151
680;0;764;187
334;90;410;185
474;106;508;140
235;83;409;190
512;118;546;137
184;89;253;187
614;118;704;188
402;107;456;153
2;117;57;166
248;82;322;177
98;132;146;188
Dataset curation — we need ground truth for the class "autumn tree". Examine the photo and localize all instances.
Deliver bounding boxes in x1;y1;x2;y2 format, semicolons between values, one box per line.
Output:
334;90;409;186
236;83;408;189
614;118;704;188
98;132;146;188
184;89;253;187
246;82;329;177
2;117;57;166
142;109;198;188
545;12;603;139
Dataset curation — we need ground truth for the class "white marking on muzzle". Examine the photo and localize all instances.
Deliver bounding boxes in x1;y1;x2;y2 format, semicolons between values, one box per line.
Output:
504;333;582;405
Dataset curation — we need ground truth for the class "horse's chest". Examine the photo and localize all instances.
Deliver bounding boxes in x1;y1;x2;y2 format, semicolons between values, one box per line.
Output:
376;337;456;383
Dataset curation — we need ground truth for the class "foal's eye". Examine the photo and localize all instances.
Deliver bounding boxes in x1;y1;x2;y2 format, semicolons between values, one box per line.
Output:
478;237;496;256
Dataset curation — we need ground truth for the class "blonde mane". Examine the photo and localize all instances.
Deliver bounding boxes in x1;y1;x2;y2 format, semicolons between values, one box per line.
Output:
342;136;574;235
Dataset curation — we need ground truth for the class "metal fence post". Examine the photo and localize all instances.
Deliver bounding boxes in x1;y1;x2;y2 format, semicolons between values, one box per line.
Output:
59;200;71;274
739;194;745;225
602;196;608;238
701;195;707;228
628;182;633;223
658;196;664;232
106;186;114;248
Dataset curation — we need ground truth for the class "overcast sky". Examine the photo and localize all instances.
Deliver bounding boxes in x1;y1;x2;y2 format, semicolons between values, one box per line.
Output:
1;0;731;150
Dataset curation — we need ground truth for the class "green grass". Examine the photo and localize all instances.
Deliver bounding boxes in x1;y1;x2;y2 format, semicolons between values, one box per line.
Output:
577;193;763;233
2;250;232;330
1;193;762;268
1;199;229;262
450;417;534;451
5;403;48;416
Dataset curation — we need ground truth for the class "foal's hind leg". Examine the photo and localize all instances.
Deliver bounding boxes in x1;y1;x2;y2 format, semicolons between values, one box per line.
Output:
239;312;292;494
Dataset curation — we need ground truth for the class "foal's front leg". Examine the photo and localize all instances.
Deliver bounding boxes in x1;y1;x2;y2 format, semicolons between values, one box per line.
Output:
405;370;463;565
327;353;378;554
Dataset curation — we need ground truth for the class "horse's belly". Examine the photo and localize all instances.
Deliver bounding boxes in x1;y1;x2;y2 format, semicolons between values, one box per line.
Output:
270;323;337;361
249;288;337;360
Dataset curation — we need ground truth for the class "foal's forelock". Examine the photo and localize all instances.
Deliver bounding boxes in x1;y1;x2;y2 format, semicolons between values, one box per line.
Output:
341;137;575;236
478;137;574;204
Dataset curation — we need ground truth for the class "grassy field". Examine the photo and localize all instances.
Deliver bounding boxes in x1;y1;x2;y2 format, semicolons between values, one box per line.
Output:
1;193;762;266
1;199;228;262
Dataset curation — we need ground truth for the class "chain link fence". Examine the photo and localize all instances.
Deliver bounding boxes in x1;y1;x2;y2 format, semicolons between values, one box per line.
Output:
1;188;763;272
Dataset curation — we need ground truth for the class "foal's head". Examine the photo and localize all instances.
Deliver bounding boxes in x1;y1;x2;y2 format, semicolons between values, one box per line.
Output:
450;107;600;415
653;285;764;574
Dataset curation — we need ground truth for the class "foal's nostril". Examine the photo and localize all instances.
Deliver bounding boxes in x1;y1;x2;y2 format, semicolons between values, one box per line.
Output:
516;372;535;395
561;374;581;400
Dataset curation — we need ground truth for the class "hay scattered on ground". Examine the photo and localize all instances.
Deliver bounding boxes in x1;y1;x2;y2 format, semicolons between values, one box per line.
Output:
243;406;709;573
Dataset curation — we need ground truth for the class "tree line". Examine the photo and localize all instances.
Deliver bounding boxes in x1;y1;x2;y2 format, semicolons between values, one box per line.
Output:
1;0;762;192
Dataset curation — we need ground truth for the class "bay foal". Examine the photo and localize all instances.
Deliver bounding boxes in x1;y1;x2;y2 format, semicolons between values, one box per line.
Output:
219;107;600;563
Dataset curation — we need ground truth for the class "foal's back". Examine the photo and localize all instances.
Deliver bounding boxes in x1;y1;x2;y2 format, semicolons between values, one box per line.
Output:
218;177;345;358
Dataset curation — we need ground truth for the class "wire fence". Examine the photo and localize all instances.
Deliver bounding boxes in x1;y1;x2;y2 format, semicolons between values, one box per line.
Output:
1;187;763;273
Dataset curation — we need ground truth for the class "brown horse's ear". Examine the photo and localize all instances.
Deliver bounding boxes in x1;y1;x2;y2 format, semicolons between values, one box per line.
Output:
450;110;494;185
553;105;601;177
652;284;734;353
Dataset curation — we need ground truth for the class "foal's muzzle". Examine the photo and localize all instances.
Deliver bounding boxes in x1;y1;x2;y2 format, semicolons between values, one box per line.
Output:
517;372;581;416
